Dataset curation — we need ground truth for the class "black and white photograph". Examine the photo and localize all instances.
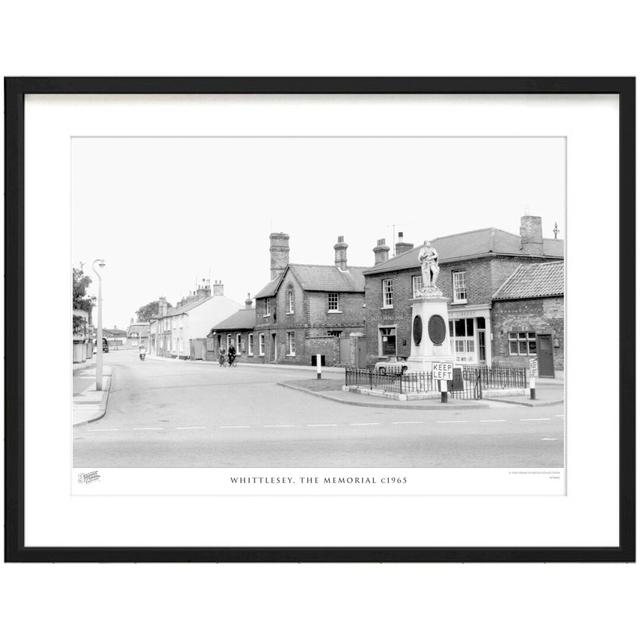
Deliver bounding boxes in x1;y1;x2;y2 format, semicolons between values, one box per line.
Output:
2;3;639;639
6;78;632;563
72;135;566;481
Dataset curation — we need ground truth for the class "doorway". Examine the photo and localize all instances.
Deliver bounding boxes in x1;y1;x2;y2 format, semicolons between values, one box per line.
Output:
271;333;278;362
536;334;555;377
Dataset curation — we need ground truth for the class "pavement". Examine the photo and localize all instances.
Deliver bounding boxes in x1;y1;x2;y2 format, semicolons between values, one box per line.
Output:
73;365;112;426
73;350;564;468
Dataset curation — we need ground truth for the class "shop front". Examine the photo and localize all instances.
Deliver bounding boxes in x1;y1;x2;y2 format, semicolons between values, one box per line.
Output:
447;304;491;365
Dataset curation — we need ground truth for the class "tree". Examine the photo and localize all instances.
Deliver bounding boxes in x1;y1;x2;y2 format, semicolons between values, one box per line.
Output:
73;267;94;333
136;299;172;323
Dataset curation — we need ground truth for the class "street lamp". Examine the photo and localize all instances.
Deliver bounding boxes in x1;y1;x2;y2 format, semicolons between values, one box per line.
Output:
92;259;106;391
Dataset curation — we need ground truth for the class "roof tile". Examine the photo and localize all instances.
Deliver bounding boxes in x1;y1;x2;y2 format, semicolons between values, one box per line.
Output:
492;262;564;300
255;264;366;298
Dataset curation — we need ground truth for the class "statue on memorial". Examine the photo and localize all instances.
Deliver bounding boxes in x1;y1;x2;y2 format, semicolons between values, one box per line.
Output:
418;240;440;290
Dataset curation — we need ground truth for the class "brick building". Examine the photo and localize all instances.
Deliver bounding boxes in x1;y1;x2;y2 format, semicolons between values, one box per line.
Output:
148;280;241;359
208;295;256;360
250;232;366;366
491;261;564;376
362;216;564;368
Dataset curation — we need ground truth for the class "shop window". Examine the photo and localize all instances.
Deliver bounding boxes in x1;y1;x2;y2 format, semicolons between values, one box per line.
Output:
450;317;475;362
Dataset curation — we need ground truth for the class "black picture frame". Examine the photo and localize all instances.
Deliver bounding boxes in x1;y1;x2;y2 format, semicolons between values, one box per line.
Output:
4;77;635;563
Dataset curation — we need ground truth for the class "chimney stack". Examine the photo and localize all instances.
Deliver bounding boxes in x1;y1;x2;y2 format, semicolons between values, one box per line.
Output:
395;232;414;255
334;235;348;270
520;215;544;255
373;238;390;265
212;280;224;296
158;297;168;317
196;278;211;299
269;232;290;280
245;293;253;309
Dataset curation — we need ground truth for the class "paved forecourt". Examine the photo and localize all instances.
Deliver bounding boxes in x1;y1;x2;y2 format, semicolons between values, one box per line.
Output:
73;350;564;468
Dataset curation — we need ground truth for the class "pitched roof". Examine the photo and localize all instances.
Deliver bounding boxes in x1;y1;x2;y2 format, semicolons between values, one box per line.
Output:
492;262;564;300
254;264;366;298
363;227;564;275
163;296;210;317
254;272;284;299
127;323;150;337
104;328;127;337
211;308;256;331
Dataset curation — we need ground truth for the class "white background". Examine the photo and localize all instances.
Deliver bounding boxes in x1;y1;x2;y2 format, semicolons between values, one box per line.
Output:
1;2;638;639
27;95;608;546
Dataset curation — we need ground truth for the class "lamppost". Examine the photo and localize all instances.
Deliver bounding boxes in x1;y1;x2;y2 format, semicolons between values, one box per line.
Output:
92;259;106;390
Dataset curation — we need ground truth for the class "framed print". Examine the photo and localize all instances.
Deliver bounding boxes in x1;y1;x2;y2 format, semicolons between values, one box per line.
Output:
4;77;635;562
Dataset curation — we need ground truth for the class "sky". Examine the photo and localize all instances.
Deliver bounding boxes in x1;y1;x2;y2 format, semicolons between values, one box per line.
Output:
72;136;565;329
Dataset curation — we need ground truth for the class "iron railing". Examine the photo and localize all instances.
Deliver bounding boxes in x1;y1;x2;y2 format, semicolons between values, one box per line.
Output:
345;368;439;395
461;365;527;389
345;364;527;400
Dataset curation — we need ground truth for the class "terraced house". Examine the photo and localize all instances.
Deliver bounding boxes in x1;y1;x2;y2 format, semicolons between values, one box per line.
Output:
362;215;564;373
250;232;367;366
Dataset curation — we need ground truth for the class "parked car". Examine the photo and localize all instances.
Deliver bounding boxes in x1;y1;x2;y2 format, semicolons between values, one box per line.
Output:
373;356;408;375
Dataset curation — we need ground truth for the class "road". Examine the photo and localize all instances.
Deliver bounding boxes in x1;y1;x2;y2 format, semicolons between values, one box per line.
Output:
73;350;564;468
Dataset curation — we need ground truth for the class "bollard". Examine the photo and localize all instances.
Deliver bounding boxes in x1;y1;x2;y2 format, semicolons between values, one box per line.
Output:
440;379;448;403
529;375;536;400
316;353;322;380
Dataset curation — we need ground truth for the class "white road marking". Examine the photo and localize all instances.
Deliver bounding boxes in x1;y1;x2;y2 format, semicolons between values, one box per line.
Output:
88;428;120;432
263;424;295;428
176;426;206;430
520;418;551;422
392;421;423;424
308;423;337;427
133;427;164;431
220;425;250;429
541;437;558;441
436;420;469;424
350;422;380;426
554;414;565;418
479;419;507;423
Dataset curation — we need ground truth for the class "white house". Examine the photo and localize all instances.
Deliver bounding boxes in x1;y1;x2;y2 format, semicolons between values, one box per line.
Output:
149;280;241;359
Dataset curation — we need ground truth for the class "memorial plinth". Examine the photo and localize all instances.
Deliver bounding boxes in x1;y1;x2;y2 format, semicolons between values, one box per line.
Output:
406;285;454;374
